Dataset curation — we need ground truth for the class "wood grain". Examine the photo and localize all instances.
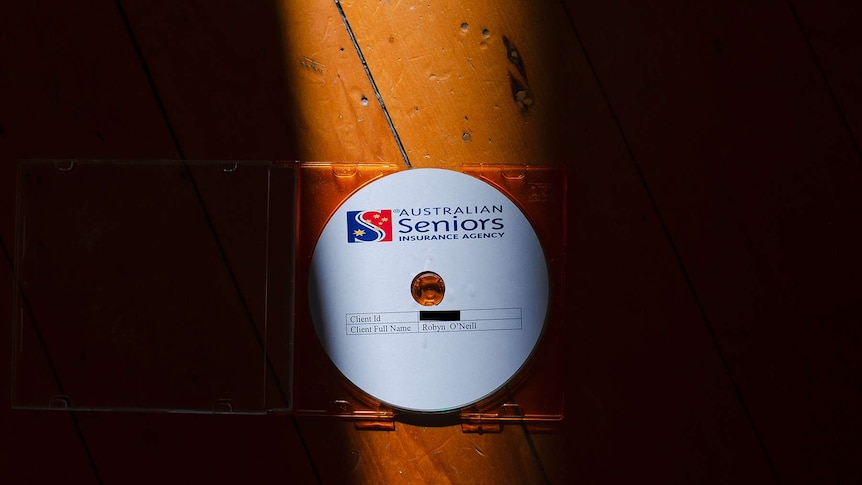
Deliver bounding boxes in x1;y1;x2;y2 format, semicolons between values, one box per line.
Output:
563;0;862;482
0;0;175;482
791;0;862;150
0;0;173;483
118;0;404;163
340;0;581;169
300;420;550;484
556;73;774;483
0;1;318;483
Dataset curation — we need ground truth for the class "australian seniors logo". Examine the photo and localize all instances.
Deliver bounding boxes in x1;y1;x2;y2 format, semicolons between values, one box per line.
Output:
347;210;393;243
347;205;508;243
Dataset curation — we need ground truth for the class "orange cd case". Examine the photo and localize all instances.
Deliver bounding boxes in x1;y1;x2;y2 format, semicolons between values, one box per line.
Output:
12;160;565;430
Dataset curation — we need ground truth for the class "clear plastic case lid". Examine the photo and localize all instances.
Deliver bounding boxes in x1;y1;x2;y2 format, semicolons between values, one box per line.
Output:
12;160;296;413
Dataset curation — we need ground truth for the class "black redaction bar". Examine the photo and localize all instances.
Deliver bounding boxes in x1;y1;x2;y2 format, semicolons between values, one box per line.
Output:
419;310;461;321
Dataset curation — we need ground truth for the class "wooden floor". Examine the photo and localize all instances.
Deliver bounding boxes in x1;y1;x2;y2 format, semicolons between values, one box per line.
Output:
2;0;861;483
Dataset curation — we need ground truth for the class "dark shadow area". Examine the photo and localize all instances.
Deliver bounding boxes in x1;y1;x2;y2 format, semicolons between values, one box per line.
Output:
1;1;324;483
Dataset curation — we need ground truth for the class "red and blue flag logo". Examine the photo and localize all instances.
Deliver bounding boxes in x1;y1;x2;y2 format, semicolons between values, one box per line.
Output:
347;210;393;243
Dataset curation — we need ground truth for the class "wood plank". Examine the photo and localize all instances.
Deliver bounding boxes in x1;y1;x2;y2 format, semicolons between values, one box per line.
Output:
340;0;580;169
563;0;862;482
0;1;174;483
299;420;549;484
557;86;774;483
84;414;319;485
0;0;173;483
119;0;404;163
341;0;774;482
0;1;319;483
791;0;862;149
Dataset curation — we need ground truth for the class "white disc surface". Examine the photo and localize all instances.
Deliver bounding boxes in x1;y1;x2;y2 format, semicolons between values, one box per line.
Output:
308;169;548;412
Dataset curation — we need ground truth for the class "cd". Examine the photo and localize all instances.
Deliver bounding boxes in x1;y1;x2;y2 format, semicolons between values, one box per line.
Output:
308;168;549;413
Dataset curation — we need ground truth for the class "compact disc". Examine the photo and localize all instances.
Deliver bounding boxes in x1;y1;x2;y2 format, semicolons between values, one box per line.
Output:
308;168;549;412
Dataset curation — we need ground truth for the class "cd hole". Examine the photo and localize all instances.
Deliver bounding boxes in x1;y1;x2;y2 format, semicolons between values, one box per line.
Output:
411;272;445;306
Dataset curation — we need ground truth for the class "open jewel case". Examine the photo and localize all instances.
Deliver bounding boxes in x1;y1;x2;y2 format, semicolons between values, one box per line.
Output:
11;160;565;431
